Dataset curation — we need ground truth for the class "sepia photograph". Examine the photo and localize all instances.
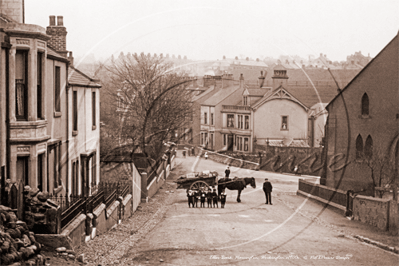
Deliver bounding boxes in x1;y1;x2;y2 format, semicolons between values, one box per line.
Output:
0;0;398;265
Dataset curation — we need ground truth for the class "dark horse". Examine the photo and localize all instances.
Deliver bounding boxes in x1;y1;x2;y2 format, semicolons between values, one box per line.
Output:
217;177;256;202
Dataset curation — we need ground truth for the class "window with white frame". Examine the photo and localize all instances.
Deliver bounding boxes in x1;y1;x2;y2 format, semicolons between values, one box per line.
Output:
227;114;234;127
244;138;249;151
281;116;288;130
245;116;249;129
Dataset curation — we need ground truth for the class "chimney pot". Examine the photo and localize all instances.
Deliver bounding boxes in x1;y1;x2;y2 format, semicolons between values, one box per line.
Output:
57;16;63;26
246;57;249;61
49;16;56;26
235;56;238;60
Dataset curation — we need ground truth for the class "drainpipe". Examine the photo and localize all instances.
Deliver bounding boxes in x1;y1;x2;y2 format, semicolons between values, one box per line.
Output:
5;44;11;204
310;115;315;147
65;64;69;198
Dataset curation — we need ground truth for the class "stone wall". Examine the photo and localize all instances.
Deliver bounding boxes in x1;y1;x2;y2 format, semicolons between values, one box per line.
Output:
257;146;323;176
298;179;399;235
353;195;390;231
36;192;134;251
147;167;166;199
203;149;260;171
389;201;398;235
297;178;347;214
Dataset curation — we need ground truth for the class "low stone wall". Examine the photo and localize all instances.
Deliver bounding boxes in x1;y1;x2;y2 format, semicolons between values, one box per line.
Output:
389;201;398;235
37;193;134;251
147;170;165;198
353;195;390;231
298;179;347;207
298;179;399;235
105;200;120;231
93;203;107;235
141;156;174;202
203;149;260;171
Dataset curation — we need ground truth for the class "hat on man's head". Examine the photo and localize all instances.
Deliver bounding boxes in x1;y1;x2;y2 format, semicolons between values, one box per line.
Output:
265;178;268;181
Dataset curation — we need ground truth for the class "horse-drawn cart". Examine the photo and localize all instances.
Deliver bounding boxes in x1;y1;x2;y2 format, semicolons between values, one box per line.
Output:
175;171;218;192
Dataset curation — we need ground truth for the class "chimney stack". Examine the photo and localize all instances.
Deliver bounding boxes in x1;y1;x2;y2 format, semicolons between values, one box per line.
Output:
49;16;56;26
272;67;288;90
0;0;24;23
46;15;68;57
258;71;266;88
68;51;74;66
57;16;64;26
239;73;244;88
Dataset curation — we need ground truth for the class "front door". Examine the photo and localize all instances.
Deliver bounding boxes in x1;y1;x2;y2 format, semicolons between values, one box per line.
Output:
228;134;234;151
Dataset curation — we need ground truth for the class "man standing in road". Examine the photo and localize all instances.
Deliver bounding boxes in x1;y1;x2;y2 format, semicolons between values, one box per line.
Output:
263;178;273;205
225;166;230;179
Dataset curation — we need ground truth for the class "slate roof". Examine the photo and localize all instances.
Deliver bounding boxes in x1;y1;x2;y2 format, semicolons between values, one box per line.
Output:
284;84;338;108
192;85;216;103
246;88;269;97
202;85;241;106
263;67;361;89
46;47;69;62
68;66;101;88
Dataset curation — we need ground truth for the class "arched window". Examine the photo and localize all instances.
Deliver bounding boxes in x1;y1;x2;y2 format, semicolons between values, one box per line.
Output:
364;135;373;159
361;93;369;116
356;134;363;159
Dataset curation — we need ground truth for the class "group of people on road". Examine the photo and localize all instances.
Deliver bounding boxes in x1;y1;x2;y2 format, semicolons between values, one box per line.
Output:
187;186;227;208
186;165;273;207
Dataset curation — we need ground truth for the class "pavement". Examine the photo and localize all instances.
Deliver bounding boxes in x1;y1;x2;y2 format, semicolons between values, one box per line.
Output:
278;192;399;254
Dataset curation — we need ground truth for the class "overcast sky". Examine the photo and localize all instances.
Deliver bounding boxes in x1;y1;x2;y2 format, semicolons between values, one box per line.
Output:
25;0;398;63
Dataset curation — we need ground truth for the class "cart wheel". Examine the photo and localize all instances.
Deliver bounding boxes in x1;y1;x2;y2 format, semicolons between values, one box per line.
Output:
190;181;209;191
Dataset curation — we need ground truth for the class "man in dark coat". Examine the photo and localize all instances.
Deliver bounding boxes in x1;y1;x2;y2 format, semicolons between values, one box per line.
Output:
263;178;273;204
225;166;230;178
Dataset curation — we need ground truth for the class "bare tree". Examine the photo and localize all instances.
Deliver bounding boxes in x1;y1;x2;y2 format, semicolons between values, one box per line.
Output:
102;52;194;162
362;148;396;199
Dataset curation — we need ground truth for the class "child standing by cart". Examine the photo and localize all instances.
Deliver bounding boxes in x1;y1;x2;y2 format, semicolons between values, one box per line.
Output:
220;189;227;208
212;187;218;208
200;188;206;208
187;190;195;208
207;187;213;208
193;189;199;207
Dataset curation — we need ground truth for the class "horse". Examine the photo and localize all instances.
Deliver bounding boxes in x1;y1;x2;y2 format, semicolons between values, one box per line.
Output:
217;177;256;202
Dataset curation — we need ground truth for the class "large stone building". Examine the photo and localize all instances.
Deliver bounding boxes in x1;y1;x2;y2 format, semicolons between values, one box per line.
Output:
323;32;399;196
0;1;101;212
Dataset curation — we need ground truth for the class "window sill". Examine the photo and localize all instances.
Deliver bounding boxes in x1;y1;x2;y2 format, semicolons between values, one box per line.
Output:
72;130;78;136
280;129;289;131
53;111;62;118
53;186;62;195
92;125;96;130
